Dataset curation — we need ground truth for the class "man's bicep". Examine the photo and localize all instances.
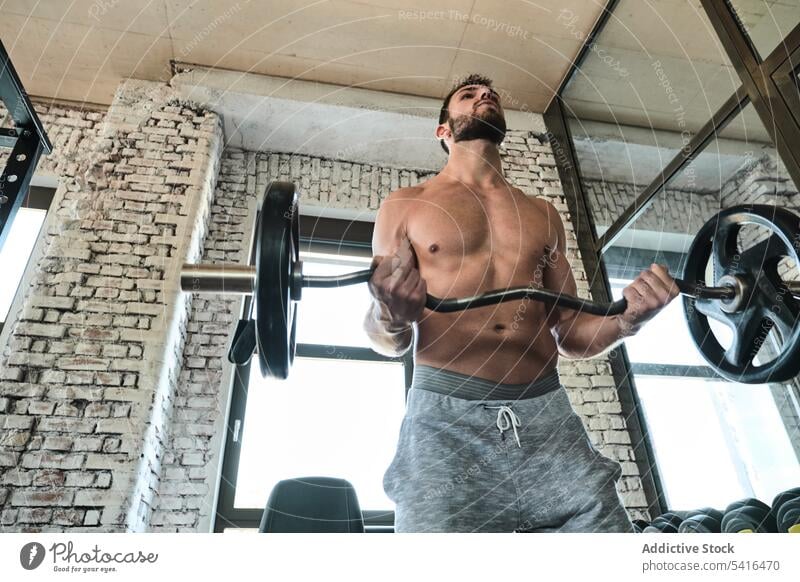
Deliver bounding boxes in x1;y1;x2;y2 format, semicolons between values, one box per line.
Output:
372;189;411;257
544;247;578;302
372;204;398;257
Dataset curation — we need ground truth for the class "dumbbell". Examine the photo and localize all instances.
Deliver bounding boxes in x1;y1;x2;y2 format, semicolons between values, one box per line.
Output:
678;507;724;533
772;486;800;513
772;486;800;533
722;498;777;533
777;498;800;533
772;487;800;533
642;512;685;533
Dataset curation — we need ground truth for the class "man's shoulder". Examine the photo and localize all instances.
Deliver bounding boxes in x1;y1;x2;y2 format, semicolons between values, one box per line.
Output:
374;186;424;231
385;184;426;201
523;192;558;216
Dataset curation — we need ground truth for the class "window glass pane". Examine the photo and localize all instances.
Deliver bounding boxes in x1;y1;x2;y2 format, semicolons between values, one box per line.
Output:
600;102;798;368
636;375;800;510
0;207;46;322
563;0;739;232
729;0;800;60
234;357;406;511
294;251;375;348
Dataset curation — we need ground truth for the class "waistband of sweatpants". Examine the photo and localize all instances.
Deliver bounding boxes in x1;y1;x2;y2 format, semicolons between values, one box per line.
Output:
411;364;562;401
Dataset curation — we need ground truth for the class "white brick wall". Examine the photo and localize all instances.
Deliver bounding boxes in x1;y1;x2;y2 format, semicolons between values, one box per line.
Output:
0;80;223;532
585;179;721;233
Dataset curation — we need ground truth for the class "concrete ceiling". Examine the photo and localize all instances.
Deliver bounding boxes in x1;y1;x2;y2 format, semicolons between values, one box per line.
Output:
170;66;546;172
0;0;606;112
0;0;790;143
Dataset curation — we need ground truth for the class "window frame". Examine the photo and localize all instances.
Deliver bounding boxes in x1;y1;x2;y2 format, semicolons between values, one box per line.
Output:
0;39;53;253
213;215;413;533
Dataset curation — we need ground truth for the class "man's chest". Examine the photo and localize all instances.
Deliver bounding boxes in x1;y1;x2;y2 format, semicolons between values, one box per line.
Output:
406;191;554;268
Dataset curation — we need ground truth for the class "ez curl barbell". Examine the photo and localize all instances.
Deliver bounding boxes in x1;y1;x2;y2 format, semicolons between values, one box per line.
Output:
181;181;800;384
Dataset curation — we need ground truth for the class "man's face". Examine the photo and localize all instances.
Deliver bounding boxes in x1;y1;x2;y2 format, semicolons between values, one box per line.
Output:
441;84;507;149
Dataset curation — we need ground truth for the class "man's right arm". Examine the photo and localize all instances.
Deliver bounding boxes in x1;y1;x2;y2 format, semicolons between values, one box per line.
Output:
363;188;423;357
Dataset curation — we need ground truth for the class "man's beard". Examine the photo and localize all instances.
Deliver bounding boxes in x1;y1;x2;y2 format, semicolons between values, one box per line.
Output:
449;106;507;147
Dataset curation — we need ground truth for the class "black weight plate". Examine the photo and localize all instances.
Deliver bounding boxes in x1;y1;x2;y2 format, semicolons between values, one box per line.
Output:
653;512;685;530
683;205;800;384
256;182;299;379
228;318;256;365
771;486;800;516
288;187;299;368
724;497;772;513
722;506;776;533
777;498;800;532
684;507;724;523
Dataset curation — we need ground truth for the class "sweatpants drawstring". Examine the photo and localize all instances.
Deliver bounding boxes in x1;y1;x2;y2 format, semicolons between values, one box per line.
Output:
483;404;521;448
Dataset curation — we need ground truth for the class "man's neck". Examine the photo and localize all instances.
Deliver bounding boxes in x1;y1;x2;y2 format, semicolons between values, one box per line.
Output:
440;140;506;190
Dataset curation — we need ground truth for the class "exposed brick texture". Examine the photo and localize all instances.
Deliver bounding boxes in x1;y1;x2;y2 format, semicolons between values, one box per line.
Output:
0;81;223;532
585;179;721;232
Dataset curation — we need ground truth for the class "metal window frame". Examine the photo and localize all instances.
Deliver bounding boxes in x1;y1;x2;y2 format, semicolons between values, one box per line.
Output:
701;1;800;187
630;364;728;379
773;42;800;126
213;229;413;533
0;40;52;253
595;88;750;254
543;99;669;517
545;0;800;517
595;4;800;249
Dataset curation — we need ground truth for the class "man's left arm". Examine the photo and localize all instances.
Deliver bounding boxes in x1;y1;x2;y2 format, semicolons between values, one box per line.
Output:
539;200;681;359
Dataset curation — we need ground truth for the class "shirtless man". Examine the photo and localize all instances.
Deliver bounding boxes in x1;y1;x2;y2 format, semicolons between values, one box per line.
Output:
364;73;679;533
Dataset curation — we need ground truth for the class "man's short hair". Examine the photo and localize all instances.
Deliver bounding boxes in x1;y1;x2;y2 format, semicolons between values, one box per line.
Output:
438;73;495;155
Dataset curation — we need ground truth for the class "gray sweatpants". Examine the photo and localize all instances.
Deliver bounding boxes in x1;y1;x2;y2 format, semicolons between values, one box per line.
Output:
383;365;634;533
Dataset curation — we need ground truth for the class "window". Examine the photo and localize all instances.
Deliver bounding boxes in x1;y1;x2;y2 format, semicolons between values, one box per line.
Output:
215;221;412;532
728;0;800;61
293;252;384;347
235;356;406;511
0;186;53;333
589;93;800;514
608;271;800;511
561;0;740;233
546;0;800;522
630;374;800;511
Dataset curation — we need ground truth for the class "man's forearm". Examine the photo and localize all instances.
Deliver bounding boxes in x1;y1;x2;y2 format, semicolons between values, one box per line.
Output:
555;312;639;359
363;301;414;357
